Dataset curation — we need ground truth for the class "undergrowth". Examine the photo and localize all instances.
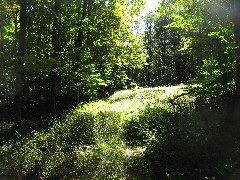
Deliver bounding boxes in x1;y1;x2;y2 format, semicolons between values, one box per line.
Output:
0;85;239;179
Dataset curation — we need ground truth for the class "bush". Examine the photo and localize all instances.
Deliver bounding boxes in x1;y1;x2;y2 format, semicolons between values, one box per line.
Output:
124;103;236;179
124;104;185;146
0;102;127;179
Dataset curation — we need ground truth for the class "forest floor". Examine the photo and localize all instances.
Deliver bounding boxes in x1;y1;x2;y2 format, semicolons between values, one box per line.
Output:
0;85;239;179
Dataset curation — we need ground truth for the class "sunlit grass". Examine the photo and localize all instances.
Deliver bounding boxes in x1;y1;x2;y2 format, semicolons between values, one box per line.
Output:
0;85;194;179
0;122;12;132
2;84;237;179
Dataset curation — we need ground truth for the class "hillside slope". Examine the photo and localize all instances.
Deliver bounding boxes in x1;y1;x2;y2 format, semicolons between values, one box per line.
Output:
1;85;239;179
0;86;186;179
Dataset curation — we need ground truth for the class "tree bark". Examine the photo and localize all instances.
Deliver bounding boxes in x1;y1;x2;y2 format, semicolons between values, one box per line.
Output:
87;0;93;47
233;0;240;97
145;23;152;87
50;0;60;112
76;0;87;48
74;0;88;104
13;0;27;131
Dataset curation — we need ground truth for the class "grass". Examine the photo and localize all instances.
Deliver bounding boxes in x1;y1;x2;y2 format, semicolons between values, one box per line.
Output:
0;122;12;132
0;85;239;179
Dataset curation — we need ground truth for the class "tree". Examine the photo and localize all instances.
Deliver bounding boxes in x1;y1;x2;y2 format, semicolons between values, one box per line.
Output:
141;10;189;87
233;0;240;97
50;0;61;111
74;0;88;103
0;0;147;123
13;0;27;131
144;22;153;86
154;0;236;96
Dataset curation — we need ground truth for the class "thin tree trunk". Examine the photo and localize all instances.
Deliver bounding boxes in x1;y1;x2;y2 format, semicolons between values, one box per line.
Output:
87;0;93;47
233;0;240;97
50;0;60;112
74;0;88;104
145;23;152;87
76;0;87;48
13;0;27;131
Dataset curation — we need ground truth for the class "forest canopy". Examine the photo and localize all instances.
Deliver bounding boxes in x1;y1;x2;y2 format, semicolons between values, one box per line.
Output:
0;0;239;130
0;0;146;124
1;0;240;179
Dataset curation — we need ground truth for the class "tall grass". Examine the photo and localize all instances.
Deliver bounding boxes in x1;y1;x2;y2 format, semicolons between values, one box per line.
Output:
124;103;240;179
0;100;128;179
1;86;239;179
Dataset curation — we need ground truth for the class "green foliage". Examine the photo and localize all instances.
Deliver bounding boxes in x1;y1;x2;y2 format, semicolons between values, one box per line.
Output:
148;0;237;98
1;86;240;179
0;0;147;112
1;0;240;177
125;101;239;179
124;104;186;146
0;99;128;179
0;85;185;179
198;58;235;95
104;102;239;179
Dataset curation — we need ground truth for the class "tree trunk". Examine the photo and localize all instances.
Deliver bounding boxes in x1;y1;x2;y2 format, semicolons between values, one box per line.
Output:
87;0;93;47
50;0;60;112
74;0;88;104
233;0;240;98
145;23;152;87
76;0;87;48
13;0;27;132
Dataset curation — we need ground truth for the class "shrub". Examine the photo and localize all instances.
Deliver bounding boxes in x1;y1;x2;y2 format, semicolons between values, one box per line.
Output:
142;106;233;179
0;102;127;179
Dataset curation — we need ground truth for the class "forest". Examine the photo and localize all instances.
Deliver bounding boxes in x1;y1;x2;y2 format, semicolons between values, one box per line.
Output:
1;0;240;179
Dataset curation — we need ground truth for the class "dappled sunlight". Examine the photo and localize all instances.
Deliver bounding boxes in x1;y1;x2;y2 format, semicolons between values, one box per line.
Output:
1;0;240;178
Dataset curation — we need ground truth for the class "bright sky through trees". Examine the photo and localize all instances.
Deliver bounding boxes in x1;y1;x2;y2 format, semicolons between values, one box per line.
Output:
140;0;159;17
139;0;159;31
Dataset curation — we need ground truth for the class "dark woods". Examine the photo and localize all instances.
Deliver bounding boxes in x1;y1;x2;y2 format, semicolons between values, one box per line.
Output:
0;0;240;133
1;0;240;179
1;0;240;131
0;0;145;130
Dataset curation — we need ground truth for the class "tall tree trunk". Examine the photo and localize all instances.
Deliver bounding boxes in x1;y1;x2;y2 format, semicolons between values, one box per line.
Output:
145;23;152;87
74;0;88;104
76;0;87;48
13;0;27;132
233;0;240;98
50;0;60;112
87;0;93;47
